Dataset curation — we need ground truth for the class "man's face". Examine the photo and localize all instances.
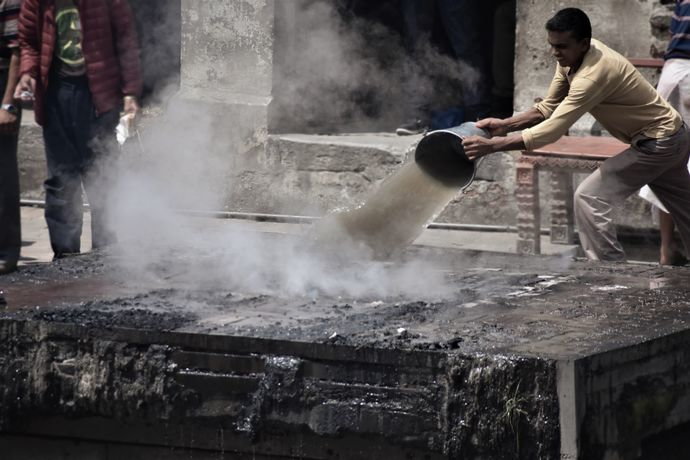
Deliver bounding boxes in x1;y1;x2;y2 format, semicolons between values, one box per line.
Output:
547;30;590;69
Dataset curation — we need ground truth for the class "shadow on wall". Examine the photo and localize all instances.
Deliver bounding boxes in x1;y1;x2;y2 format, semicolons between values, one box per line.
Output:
126;0;515;134
271;0;414;134
270;0;515;135
129;0;182;104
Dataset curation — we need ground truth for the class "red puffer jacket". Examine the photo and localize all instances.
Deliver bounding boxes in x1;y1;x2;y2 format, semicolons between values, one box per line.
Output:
18;0;142;125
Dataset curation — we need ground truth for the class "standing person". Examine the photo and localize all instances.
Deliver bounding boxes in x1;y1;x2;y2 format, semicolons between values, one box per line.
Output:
0;0;21;275
462;8;690;262
396;0;492;136
394;0;436;135
638;0;690;266
395;0;510;136
14;0;142;259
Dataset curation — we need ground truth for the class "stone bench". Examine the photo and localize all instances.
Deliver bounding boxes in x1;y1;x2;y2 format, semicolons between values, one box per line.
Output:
627;57;663;69
515;136;628;255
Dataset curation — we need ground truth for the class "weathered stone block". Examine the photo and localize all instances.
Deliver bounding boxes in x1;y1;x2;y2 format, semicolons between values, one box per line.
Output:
17;121;46;199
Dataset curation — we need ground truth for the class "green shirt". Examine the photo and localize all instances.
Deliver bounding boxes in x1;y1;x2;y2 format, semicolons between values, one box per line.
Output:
54;0;86;77
523;39;682;150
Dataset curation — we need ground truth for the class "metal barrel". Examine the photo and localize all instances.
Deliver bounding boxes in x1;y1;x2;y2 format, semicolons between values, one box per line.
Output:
414;122;490;188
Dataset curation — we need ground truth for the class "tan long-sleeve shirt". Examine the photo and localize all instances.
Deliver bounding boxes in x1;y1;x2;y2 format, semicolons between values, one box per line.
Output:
522;39;682;151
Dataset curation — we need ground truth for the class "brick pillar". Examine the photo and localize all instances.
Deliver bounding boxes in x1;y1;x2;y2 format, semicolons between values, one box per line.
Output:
516;160;540;255
550;171;575;244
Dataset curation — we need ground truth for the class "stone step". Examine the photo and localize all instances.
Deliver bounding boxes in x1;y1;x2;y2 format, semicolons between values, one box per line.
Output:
260;132;518;226
261;132;417;214
17;125;656;231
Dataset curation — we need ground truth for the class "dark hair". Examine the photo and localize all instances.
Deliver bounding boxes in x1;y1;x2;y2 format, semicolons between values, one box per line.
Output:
546;8;592;42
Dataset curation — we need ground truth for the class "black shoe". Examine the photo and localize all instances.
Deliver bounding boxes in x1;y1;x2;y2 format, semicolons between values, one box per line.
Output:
0;260;18;275
396;119;428;136
53;251;81;261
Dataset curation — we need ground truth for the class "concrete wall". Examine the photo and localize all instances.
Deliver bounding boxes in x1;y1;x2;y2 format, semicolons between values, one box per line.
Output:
180;0;273;104
571;331;690;460
178;0;274;145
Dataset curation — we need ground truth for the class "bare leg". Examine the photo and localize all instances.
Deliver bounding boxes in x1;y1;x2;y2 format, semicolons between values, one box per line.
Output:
659;211;686;265
659;211;675;265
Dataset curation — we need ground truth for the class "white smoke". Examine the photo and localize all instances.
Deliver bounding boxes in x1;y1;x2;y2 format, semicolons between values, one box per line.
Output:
100;1;486;301
104;94;455;301
272;1;480;131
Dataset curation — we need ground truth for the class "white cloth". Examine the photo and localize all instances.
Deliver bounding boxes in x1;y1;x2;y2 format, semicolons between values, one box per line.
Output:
115;114;135;145
639;58;690;213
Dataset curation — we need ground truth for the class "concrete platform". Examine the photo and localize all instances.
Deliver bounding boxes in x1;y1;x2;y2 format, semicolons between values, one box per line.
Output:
1;224;689;459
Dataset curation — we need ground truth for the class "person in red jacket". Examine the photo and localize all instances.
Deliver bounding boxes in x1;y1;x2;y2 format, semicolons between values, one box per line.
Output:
14;0;142;259
0;0;22;275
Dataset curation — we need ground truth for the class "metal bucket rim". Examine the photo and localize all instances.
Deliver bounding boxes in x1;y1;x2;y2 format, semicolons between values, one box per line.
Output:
417;129;478;190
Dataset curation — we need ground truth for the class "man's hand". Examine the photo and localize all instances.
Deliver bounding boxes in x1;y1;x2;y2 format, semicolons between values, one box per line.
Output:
475;117;509;137
121;95;139;133
462;136;497;160
123;95;139;118
0;108;18;135
14;74;36;101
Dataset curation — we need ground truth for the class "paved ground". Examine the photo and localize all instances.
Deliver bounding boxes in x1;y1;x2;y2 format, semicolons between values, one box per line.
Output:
19;206;92;265
18;205;578;266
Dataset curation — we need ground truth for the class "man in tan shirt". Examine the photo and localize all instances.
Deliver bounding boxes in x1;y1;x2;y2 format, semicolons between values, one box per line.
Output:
463;7;690;262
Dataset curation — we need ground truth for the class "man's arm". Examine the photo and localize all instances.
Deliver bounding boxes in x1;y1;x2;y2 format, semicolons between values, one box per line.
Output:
475;66;569;136
464;76;606;159
461;108;544;160
475;107;546;137
0;50;20;134
462;132;526;160
462;64;577;159
2;51;19;105
498;108;547;132
17;0;40;79
522;77;604;151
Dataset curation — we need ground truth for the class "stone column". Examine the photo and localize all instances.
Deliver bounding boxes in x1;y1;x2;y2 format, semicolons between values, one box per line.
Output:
179;0;275;151
179;0;278;210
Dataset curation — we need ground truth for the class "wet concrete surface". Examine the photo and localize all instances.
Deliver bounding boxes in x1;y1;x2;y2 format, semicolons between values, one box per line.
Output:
1;244;690;459
2;247;688;359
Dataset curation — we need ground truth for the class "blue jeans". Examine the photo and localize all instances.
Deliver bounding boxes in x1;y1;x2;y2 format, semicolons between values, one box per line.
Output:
436;0;491;109
400;0;492;117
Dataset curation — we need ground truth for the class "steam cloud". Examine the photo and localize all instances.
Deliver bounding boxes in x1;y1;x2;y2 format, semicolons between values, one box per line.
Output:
273;1;480;131
101;1;486;301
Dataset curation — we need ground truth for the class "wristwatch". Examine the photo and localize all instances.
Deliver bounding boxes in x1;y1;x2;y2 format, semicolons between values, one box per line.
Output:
1;104;17;115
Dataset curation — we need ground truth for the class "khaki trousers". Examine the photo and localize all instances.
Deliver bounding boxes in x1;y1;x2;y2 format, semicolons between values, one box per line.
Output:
574;124;690;261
